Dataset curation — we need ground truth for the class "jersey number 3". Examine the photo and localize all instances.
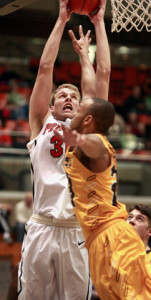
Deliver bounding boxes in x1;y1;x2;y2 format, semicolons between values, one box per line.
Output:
50;135;63;158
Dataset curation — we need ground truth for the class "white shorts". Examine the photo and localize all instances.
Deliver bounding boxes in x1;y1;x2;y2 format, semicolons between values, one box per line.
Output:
18;218;91;300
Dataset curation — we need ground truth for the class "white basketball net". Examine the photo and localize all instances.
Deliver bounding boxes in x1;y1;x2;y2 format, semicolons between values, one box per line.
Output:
111;0;151;32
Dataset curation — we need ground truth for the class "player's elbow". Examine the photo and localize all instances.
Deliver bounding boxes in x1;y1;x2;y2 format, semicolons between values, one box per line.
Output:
38;59;54;74
97;67;111;87
97;64;111;77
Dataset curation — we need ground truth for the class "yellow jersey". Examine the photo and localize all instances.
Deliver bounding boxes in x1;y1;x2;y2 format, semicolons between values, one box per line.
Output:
147;249;151;263
65;133;128;248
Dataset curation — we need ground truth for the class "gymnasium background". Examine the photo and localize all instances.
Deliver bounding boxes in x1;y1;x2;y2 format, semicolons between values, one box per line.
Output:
0;0;151;299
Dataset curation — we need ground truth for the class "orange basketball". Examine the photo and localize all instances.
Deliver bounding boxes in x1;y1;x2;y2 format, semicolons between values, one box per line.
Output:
67;0;100;15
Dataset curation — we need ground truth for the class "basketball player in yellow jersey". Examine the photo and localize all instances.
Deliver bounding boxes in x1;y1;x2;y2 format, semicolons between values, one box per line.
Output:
55;98;151;299
127;204;151;258
54;1;151;298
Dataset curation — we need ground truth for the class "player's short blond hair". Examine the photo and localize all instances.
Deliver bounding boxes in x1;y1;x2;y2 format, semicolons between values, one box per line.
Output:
51;83;81;106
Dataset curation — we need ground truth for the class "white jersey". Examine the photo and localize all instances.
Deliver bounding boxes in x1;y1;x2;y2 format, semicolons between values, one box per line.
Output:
27;115;75;220
18;116;92;300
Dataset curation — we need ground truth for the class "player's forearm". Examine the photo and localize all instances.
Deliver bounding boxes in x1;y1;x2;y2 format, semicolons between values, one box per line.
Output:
54;125;102;158
40;17;67;67
80;53;96;99
80;57;96;99
95;20;111;99
95;21;110;74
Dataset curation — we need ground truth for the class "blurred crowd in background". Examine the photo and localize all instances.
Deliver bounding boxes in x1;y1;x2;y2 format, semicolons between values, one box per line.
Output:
0;62;151;153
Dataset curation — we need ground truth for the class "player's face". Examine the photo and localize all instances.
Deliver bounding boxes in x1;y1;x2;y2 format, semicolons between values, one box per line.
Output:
127;209;150;243
51;88;80;121
71;98;92;132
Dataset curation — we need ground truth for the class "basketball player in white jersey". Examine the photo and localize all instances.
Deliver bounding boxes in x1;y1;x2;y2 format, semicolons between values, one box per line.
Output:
17;0;110;299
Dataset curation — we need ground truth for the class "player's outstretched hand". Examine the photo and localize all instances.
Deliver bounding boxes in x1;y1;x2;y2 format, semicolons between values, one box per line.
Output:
54;124;83;146
69;25;91;55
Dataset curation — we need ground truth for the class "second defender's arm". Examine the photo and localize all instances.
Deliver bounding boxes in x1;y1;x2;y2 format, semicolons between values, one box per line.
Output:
69;25;96;99
54;124;105;159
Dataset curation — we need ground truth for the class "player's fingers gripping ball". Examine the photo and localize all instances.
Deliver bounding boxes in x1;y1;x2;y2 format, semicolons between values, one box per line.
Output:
67;0;101;15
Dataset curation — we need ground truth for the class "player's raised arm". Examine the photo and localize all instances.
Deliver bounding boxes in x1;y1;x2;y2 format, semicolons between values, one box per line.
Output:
29;0;71;140
69;25;96;99
54;123;106;159
90;0;111;100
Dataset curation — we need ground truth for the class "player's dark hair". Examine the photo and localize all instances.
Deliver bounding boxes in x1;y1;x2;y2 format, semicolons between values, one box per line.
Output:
129;204;151;227
87;98;115;133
